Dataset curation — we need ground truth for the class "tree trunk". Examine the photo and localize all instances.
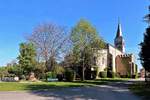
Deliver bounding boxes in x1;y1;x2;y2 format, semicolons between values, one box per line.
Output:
81;57;85;81
145;70;147;83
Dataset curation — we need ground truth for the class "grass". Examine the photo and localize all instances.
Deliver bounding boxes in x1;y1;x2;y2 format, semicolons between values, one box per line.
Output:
96;78;130;82
129;82;150;100
0;78;130;91
0;82;84;91
0;80;106;91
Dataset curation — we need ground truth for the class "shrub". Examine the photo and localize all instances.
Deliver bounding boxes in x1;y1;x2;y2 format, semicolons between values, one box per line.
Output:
132;73;138;79
120;75;127;78
20;75;26;80
99;71;107;78
46;72;56;79
127;74;132;78
52;65;65;81
53;65;65;75
115;73;121;78
132;75;136;78
135;73;138;78
111;72;116;78
65;69;75;82
57;74;64;81
107;71;117;78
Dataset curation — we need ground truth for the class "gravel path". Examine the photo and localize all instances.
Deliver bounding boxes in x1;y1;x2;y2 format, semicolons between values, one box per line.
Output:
0;81;141;100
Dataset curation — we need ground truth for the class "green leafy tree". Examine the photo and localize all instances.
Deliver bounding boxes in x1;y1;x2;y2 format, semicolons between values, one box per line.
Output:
70;19;106;80
34;62;46;79
7;65;22;77
0;67;9;78
140;6;150;82
17;42;36;77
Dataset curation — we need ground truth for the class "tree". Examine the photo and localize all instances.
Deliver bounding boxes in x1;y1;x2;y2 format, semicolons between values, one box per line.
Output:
139;6;150;82
17;42;36;77
28;22;68;71
7;65;23;78
34;62;46;79
70;19;106;80
140;28;150;71
0;67;9;78
62;52;77;68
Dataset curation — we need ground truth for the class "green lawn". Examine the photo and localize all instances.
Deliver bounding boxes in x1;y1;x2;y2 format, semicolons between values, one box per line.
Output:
0;78;130;91
129;82;150;100
0;80;106;91
0;82;83;91
96;78;130;82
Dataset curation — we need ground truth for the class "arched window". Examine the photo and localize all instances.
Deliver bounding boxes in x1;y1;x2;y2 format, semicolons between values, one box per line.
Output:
102;58;105;65
93;56;96;65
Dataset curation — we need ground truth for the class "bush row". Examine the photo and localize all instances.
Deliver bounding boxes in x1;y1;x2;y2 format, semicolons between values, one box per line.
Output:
45;68;75;82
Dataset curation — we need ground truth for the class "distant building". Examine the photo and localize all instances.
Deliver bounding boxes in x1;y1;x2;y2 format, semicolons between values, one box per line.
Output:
93;22;137;78
140;68;145;78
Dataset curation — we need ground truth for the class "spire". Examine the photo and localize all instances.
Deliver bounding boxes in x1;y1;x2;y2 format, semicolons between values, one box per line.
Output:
114;19;125;53
116;21;122;37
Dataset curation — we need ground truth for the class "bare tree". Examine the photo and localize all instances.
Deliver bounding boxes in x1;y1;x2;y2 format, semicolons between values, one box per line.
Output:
28;22;69;71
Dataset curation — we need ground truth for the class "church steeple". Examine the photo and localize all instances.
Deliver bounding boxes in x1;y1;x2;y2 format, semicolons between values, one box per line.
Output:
114;21;125;53
116;22;122;38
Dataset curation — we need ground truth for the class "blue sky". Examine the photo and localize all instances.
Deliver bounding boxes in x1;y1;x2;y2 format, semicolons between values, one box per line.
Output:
0;0;149;70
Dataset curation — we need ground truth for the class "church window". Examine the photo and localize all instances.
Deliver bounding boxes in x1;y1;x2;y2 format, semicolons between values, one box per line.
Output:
102;58;105;65
93;56;96;65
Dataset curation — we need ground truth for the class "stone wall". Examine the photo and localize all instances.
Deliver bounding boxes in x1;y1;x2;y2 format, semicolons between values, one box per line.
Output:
115;54;136;77
93;49;108;72
107;44;122;72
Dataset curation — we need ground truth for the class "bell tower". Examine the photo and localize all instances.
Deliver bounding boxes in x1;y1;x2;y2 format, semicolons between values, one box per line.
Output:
114;22;125;53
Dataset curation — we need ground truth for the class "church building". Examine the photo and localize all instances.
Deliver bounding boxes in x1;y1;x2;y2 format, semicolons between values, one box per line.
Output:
93;22;137;78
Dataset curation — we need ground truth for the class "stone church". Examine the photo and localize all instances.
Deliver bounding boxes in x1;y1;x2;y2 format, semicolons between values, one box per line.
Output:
93;22;137;78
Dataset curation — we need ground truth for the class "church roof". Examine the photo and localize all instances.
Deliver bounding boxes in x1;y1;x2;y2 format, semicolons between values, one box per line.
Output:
107;43;123;53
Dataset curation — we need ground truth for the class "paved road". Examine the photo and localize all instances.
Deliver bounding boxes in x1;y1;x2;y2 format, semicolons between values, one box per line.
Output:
0;81;141;100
